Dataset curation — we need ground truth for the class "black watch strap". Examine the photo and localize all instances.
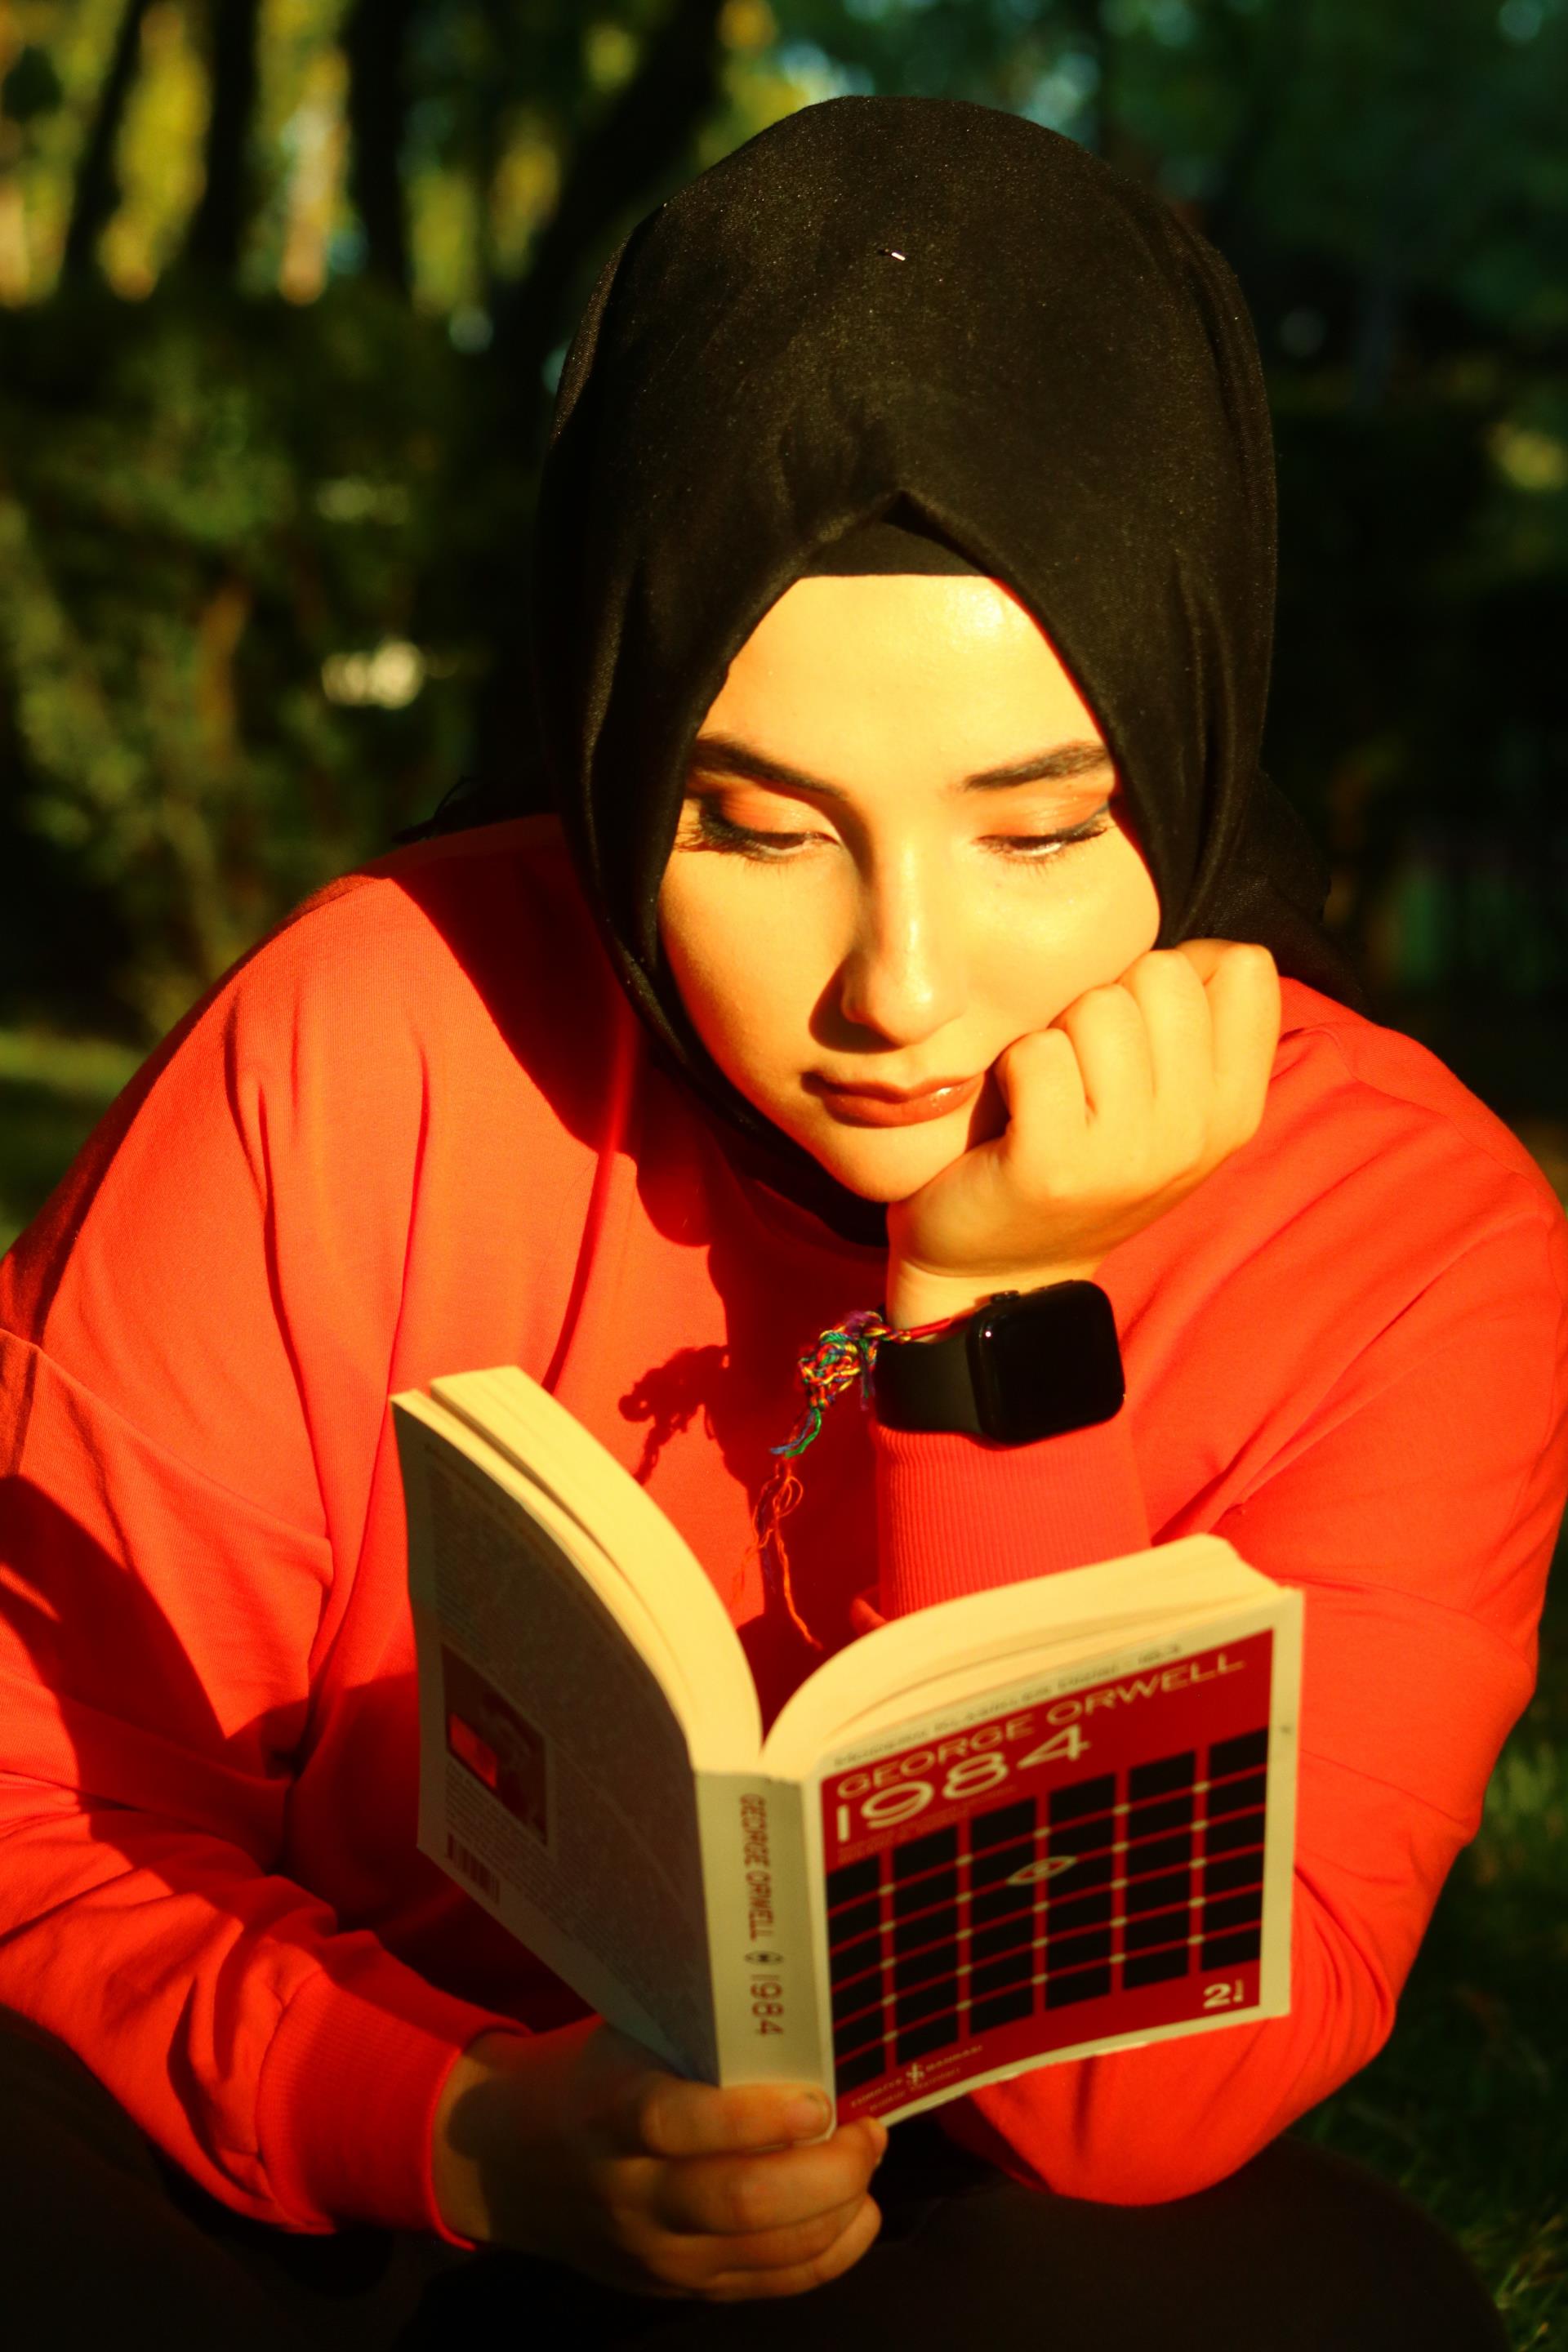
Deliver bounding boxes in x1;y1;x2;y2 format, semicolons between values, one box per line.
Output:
872;1281;1124;1446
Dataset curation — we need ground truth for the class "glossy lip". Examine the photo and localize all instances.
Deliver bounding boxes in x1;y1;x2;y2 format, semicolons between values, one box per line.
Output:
806;1071;975;1103
809;1071;983;1128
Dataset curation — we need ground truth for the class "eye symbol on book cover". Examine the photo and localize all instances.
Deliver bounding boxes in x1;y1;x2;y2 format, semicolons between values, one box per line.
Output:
1007;1856;1077;1886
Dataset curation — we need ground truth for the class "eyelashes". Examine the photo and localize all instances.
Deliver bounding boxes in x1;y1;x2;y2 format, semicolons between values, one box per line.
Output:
679;800;1113;868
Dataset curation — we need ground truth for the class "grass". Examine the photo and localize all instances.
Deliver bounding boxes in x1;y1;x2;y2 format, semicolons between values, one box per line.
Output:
0;1027;146;1254
2;1029;1566;2339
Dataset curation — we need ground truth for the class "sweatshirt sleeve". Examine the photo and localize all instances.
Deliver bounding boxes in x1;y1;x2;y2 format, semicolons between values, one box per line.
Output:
856;1218;1568;2204
0;895;526;2243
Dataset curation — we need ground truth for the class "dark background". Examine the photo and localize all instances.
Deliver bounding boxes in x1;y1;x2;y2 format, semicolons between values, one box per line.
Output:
0;5;1562;2338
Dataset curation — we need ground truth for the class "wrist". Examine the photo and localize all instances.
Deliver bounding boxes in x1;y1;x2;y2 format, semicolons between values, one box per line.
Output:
884;1263;1102;1333
431;2026;550;2249
874;1271;1124;1446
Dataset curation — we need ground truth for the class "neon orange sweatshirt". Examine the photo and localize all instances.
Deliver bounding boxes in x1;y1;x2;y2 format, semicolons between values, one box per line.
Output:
2;817;1565;2246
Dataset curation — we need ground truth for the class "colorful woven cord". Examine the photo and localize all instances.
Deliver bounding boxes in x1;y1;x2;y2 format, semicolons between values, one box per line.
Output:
744;1303;965;1649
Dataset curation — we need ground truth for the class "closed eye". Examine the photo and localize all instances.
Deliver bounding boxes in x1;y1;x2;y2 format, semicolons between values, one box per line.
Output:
679;802;1113;866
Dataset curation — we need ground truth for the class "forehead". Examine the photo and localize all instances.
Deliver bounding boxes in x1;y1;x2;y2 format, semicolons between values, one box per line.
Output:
706;573;1100;749
741;569;1040;650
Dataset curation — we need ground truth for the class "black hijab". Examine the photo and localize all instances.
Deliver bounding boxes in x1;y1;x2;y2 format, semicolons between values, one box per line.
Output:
525;95;1370;1250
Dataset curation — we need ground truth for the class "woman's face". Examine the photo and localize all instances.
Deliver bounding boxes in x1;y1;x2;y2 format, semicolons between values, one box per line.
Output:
657;572;1160;1204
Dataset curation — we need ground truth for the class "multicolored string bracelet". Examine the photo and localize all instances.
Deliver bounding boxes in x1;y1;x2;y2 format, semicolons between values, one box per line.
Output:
743;1298;978;1649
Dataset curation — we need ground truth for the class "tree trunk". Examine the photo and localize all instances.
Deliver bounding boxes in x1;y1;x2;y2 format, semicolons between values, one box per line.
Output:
183;0;263;279
488;0;727;425
60;0;156;284
343;0;416;293
1056;0;1109;160
472;0;728;800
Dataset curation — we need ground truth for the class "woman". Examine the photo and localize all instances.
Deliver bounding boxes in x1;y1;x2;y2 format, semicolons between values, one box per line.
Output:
0;96;1559;2351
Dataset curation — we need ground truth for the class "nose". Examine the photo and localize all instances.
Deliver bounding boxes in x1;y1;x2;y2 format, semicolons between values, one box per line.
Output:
834;849;967;1043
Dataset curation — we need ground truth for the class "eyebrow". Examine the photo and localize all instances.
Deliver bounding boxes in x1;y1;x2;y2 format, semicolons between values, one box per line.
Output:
686;730;1114;800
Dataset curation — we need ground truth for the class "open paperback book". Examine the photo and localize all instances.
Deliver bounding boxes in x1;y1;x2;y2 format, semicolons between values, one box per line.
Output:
391;1366;1303;2132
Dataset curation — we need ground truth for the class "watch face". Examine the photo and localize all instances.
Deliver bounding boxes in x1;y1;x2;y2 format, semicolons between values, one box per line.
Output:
972;1285;1124;1444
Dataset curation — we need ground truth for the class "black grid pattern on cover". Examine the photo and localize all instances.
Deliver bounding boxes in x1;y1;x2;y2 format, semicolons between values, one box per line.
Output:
827;1727;1268;2093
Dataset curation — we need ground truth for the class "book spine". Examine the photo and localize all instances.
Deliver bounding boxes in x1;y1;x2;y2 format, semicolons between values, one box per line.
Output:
694;1774;826;2092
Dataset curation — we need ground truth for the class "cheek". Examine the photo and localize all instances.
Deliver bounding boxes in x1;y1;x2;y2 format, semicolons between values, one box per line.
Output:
657;879;716;1004
971;837;1159;990
1117;835;1164;956
1105;806;1161;941
1037;828;1160;970
658;874;806;1049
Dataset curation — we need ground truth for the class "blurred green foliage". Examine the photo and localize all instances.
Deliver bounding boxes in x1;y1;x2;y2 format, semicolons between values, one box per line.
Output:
1;285;479;1029
0;1024;142;1253
0;0;1564;1048
0;279;524;1031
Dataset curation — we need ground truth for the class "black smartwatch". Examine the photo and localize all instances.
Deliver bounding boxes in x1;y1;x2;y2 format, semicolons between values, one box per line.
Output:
871;1281;1124;1446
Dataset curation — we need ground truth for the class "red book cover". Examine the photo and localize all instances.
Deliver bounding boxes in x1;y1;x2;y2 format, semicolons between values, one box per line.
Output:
817;1628;1290;2124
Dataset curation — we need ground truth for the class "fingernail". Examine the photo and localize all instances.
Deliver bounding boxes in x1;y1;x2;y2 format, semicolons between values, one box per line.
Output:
789;2091;832;2135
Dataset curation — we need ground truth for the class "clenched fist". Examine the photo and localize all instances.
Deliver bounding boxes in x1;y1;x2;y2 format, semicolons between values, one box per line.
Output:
885;939;1282;1316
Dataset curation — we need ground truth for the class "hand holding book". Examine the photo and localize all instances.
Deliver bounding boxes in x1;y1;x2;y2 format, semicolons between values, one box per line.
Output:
884;938;1281;1325
431;2016;887;2299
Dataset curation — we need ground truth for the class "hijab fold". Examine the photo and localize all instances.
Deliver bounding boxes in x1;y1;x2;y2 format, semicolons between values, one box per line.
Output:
526;96;1370;1247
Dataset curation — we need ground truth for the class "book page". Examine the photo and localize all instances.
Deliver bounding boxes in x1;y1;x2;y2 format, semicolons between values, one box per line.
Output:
430;1365;760;1766
760;1534;1263;1777
394;1399;719;2082
800;1596;1302;2131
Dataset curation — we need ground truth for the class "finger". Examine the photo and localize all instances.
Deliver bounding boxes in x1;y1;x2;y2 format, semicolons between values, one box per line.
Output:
697;2191;884;2304
657;2127;883;2239
1116;949;1214;1156
1203;944;1281;1142
996;989;1147;1155
671;2186;871;2270
1045;981;1156;1125
1174;936;1278;1017
1169;936;1236;983
991;1022;1086;1143
626;2074;831;2162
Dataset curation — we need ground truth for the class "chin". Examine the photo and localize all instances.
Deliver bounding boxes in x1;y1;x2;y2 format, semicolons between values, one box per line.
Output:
795;1121;966;1205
